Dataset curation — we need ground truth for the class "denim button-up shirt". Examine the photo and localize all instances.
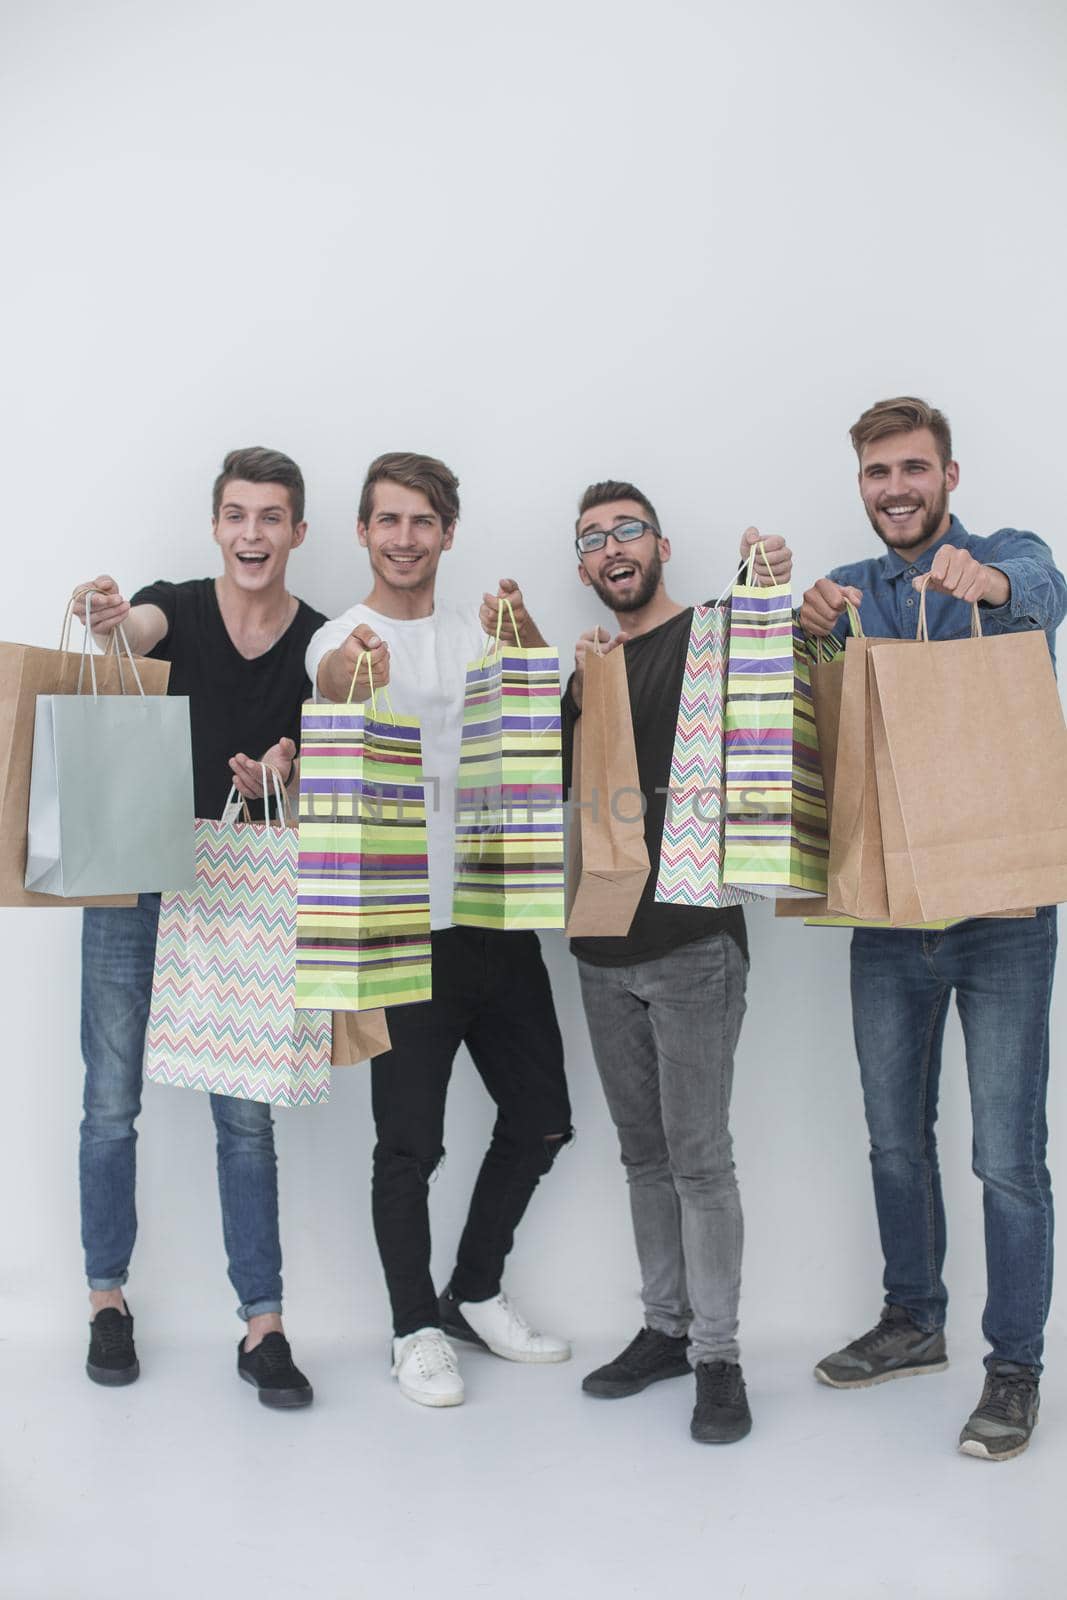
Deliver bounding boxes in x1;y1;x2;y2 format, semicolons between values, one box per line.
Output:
827;514;1067;666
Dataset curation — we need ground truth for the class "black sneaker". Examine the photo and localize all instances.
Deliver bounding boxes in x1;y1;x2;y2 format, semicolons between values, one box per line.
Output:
814;1303;947;1389
959;1363;1040;1462
237;1332;313;1409
438;1285;489;1351
582;1327;691;1399
86;1306;139;1387
691;1359;752;1444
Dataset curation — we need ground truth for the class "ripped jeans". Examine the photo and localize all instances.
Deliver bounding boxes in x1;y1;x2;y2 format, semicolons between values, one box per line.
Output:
370;927;572;1336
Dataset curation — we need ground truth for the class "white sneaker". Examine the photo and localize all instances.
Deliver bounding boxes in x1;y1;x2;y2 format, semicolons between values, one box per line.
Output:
447;1290;571;1364
391;1327;464;1408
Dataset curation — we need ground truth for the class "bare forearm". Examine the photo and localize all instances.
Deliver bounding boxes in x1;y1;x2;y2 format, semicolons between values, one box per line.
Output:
318;646;378;703
96;602;167;657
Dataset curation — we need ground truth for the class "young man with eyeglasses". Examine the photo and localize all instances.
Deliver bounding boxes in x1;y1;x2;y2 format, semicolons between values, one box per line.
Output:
561;481;790;1444
307;451;572;1409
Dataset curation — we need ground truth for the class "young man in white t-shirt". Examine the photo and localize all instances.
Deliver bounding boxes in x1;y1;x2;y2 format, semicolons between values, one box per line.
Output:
307;452;572;1408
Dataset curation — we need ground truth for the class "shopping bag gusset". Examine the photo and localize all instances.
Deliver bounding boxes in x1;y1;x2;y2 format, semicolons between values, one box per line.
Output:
331;1007;391;1065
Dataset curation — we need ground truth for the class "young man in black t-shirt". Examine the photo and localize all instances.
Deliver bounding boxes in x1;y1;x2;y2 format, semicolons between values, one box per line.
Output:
562;479;790;1445
71;447;325;1406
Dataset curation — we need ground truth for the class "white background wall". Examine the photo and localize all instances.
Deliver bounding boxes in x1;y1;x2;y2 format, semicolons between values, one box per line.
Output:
1;0;1065;1366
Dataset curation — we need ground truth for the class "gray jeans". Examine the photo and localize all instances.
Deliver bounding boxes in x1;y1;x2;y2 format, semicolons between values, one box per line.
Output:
577;932;747;1366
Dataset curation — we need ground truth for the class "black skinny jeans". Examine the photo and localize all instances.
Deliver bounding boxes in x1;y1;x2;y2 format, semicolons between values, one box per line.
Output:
371;927;571;1336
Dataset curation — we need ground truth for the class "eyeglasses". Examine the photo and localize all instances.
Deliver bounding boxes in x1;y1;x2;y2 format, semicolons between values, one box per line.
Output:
575;518;660;556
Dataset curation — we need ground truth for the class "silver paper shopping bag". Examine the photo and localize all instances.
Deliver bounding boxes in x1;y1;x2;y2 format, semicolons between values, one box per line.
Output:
24;603;195;896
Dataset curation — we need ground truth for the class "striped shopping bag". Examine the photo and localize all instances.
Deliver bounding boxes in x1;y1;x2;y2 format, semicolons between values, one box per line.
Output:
655;604;755;909
295;671;431;1011
452;602;565;930
146;776;332;1107
722;550;828;896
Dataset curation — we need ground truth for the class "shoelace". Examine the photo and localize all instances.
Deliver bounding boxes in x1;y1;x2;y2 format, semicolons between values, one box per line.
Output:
847;1314;911;1357
622;1327;677;1371
495;1294;541;1343
411;1333;459;1380
94;1316;132;1356
978;1373;1036;1425
251;1335;294;1375
697;1362;742;1403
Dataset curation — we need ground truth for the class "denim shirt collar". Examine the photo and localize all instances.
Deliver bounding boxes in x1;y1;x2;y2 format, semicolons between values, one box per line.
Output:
883;514;970;580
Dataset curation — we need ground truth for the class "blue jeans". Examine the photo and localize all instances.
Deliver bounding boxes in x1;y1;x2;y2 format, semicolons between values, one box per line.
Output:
80;894;284;1320
850;909;1057;1372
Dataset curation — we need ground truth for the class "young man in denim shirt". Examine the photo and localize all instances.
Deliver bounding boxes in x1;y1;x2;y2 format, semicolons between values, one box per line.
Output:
801;396;1066;1461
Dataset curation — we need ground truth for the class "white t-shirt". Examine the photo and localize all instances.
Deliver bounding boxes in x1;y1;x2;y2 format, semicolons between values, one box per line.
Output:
305;601;485;931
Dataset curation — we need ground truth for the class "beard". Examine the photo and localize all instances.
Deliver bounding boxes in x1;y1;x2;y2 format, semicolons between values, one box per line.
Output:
865;482;949;552
586;544;664;613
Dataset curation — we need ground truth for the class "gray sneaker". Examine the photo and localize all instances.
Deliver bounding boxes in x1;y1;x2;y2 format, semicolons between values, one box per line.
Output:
814;1303;947;1388
958;1364;1040;1462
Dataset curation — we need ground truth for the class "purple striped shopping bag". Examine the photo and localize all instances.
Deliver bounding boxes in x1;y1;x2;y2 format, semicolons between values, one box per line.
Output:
722;550;827;896
295;674;432;1011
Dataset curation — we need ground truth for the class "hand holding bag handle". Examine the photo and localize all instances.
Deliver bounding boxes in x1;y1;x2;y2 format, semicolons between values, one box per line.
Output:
345;650;398;723
222;764;289;828
65;589;147;699
481;596;522;664
712;539;780;608
813;599;864;663
915;573;983;641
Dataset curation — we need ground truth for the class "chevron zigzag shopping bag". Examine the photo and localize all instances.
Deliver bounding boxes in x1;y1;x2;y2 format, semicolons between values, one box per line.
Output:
295;663;432;1011
146;772;331;1108
655;603;756;909
452;600;566;930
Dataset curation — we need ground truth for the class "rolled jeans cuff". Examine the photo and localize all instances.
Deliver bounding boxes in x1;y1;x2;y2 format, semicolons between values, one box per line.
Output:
239;1298;283;1322
88;1273;129;1291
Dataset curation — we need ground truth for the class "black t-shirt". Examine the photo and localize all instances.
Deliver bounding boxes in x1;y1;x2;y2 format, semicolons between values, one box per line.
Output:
562;604;748;968
131;577;326;820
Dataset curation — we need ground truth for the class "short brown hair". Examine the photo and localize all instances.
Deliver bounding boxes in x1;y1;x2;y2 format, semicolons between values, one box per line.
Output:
358;452;460;530
576;479;660;534
849;397;953;467
212;446;305;524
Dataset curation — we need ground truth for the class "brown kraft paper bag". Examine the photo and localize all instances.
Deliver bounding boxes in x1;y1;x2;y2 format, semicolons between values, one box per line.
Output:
331;1008;391;1065
868;606;1067;921
0;633;171;908
823;635;911;920
565;645;650;937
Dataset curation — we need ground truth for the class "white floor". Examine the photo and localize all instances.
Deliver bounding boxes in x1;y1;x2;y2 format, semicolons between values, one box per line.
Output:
4;1322;1063;1600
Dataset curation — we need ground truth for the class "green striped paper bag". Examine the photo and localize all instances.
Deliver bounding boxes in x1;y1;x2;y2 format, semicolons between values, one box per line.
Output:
722;559;828;896
452;636;566;931
295;697;432;1011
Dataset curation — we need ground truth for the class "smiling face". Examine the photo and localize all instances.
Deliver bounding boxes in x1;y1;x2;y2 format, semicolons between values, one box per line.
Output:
212;479;306;589
858;428;959;554
576;498;669;612
357;480;454;596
